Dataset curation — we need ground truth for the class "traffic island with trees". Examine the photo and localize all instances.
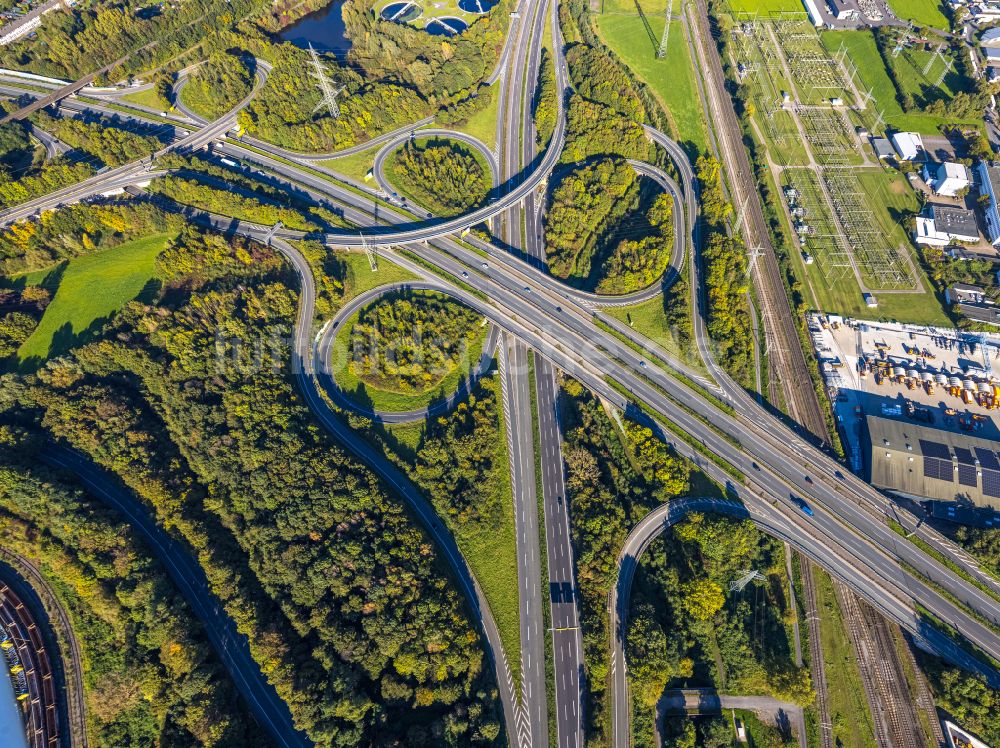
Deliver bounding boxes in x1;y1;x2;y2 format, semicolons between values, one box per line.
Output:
178;52;255;121
0;206;504;745
543;158;675;294
627;512;812;746
333;289;488;413
384;138;490;217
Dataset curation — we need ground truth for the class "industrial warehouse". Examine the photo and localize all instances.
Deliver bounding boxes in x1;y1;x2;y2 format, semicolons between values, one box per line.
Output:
866;416;1000;511
810;314;1000;523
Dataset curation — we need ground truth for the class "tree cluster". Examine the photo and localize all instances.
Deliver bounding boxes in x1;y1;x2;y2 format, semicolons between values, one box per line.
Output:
239;44;430;152
544;157;640;284
697;155;754;386
596;192;675;295
30;109;162;167
626;510;813;746
0;201;180;275
0;0;273;81
157;152;350;229
565;43;644;121
922;658;999;746
149;175;325;231
349;290;482;394
0;159;95;210
532;48;558;148
874;29;988;119
561;94;649;164
389;138;489;216
0;214;502;745
410;375;505;525
0;286;49;362
341;0;507;98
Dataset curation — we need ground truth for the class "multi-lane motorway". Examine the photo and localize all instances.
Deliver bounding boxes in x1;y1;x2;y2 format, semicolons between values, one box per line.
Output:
4;5;1000;746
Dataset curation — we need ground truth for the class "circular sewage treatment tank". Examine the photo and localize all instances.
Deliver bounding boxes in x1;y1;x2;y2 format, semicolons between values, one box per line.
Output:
380;1;422;22
424;16;468;35
457;0;498;12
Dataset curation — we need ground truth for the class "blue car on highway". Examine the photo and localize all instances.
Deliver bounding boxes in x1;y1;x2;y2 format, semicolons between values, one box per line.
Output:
791;496;814;516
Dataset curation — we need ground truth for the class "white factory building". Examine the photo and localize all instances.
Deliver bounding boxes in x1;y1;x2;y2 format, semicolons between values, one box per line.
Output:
923;161;973;197
891;131;925;162
914;204;980;246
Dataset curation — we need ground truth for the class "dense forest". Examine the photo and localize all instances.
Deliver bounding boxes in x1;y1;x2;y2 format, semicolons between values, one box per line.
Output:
349;290;483;394
559;379;691;745
0;449;256;745
387;139;490;216
0;206;502;745
180;52;254;120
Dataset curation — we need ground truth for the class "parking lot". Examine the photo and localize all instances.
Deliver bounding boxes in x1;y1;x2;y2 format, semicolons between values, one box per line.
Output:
809;314;1000;470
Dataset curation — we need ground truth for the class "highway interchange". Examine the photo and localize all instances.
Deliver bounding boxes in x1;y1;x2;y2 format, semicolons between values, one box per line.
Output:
3;1;1000;746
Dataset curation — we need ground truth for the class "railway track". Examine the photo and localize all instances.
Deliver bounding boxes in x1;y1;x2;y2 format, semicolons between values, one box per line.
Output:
836;583;924;748
799;555;833;748
687;0;828;441
0;548;87;748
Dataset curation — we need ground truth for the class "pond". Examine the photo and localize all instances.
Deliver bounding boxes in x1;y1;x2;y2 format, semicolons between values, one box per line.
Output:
424;16;468;35
278;0;352;58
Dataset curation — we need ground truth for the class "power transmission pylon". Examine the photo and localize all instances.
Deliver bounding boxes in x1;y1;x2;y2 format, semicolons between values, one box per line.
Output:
656;0;675;59
935;57;954;88
729;569;765;593
308;43;345;119
923;44;944;76
360;233;378;271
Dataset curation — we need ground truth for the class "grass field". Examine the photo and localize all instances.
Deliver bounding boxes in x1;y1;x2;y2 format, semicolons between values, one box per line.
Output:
320;144;382;184
119;86;171;112
821;30;979;134
331;300;489;413
337;250;419;301
814;568;878;748
449;90;500;150
891;44;963;101
594;13;709;154
604;293;707;371
885;0;950;29
16;233;174;365
454;373;520;687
